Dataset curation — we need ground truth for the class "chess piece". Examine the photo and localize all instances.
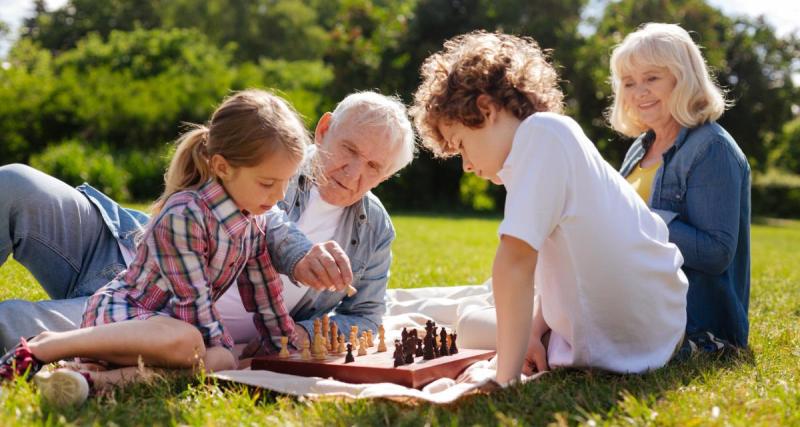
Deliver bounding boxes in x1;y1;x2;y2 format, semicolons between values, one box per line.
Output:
301;338;311;360
366;329;374;347
415;336;423;357
423;329;436;360
377;325;387;352
313;332;326;360
329;322;338;352
401;327;408;343
321;315;330;351
337;334;346;354
393;340;404;367
358;336;367;356
403;336;415;364
279;336;290;358
344;343;355;363
439;327;449;356
449;332;458;354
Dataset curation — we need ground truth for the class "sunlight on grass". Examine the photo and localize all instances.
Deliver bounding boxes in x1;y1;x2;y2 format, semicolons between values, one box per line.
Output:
1;214;798;425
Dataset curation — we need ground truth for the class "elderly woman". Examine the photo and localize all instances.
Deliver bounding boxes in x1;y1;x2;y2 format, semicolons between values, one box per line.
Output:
610;23;751;349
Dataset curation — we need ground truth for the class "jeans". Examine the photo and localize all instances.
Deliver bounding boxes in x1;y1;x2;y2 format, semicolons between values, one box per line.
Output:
0;164;125;351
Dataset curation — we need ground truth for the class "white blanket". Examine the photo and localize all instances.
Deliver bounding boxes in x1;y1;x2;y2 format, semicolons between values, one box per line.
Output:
212;280;543;403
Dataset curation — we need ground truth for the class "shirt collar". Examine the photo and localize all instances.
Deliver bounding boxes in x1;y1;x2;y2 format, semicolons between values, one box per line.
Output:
197;179;251;237
642;126;691;152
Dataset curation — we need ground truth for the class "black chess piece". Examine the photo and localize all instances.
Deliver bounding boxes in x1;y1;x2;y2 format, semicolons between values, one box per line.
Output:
401;327;408;343
425;320;434;334
439;327;449;356
393;340;405;367
403;337;415;364
422;331;435;360
415;336;423;357
344;343;355;364
449;332;458;354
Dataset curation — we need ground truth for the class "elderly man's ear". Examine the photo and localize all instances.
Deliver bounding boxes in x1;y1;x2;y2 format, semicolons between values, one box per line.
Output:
314;112;333;145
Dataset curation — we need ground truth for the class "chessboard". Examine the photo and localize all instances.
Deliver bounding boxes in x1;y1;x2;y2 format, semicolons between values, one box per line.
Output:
251;348;496;389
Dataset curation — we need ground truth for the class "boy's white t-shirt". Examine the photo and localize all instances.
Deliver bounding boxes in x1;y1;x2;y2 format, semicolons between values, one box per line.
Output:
496;112;688;373
215;186;345;344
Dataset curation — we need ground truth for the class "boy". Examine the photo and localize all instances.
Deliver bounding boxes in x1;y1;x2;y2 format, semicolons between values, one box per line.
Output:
410;31;688;385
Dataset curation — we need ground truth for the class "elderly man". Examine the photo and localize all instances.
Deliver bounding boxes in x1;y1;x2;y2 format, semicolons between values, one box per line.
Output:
0;91;415;352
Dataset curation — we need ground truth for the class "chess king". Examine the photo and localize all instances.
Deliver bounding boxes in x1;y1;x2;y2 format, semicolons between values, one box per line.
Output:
0;92;417;358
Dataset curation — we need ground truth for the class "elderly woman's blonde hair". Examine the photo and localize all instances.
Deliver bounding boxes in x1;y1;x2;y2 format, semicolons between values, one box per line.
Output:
608;23;729;137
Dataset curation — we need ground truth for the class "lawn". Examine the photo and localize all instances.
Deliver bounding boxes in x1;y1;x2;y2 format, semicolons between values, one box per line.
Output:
1;213;799;426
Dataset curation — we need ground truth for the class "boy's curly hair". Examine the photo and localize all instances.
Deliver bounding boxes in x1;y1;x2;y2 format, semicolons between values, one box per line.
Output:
410;31;564;158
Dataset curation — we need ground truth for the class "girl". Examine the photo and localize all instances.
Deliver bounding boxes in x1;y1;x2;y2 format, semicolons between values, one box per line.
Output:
0;89;309;405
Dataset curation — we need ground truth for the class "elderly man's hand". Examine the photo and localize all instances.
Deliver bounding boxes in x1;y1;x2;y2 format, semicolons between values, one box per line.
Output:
293;241;354;292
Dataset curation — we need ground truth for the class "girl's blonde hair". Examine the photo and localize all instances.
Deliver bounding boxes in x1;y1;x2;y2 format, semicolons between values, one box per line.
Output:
609;23;729;137
151;89;309;214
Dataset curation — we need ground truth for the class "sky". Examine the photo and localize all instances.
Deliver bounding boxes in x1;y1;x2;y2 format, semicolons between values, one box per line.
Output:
1;0;799;55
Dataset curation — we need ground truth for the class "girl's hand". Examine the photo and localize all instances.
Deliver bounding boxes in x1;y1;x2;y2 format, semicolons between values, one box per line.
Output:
293;241;354;292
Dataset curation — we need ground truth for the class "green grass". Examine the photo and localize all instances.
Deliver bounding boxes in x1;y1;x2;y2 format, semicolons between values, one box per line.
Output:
1;214;799;426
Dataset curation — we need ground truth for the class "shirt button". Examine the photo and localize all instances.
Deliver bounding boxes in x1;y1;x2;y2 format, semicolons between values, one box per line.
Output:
351;239;358;246
359;214;366;220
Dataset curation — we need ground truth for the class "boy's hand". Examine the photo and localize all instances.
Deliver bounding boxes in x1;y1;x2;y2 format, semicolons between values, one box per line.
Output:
522;330;549;375
293;241;353;292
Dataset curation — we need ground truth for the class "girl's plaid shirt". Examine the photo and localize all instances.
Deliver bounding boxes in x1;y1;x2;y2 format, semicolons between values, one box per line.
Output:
82;179;296;353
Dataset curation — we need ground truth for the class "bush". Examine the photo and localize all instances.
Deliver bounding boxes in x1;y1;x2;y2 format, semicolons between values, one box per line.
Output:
752;170;800;219
30;140;130;201
122;145;172;202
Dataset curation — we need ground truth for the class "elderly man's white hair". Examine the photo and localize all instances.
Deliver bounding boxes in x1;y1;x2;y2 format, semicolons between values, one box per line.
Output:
327;91;416;175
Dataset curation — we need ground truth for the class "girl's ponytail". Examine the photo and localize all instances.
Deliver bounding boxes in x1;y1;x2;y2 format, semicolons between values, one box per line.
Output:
150;126;212;215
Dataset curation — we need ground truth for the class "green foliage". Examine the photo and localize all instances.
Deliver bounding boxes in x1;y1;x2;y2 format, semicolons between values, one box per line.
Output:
771;116;800;173
121;146;171;201
1;214;800;424
752;170;800;219
29;140;130;201
459;173;496;211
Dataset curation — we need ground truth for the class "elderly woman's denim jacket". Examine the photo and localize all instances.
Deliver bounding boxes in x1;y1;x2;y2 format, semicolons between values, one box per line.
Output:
619;122;751;347
80;174;394;345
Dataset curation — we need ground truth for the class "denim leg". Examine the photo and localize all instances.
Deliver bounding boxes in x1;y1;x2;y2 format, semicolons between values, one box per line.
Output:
0;297;88;352
0;164;126;299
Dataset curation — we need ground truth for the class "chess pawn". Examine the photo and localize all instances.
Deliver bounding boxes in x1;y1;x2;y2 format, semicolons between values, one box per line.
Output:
278;336;290;359
337;334;346;354
449;332;458;354
377;328;387;353
415;337;423;357
344;343;355;364
393;340;405;367
358;336;368;356
350;325;359;340
313;333;326;360
350;331;357;349
301;338;311;360
439;327;449;356
366;329;374;347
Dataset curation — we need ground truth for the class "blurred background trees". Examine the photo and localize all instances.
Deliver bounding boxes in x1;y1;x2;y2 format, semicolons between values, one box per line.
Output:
1;0;798;215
